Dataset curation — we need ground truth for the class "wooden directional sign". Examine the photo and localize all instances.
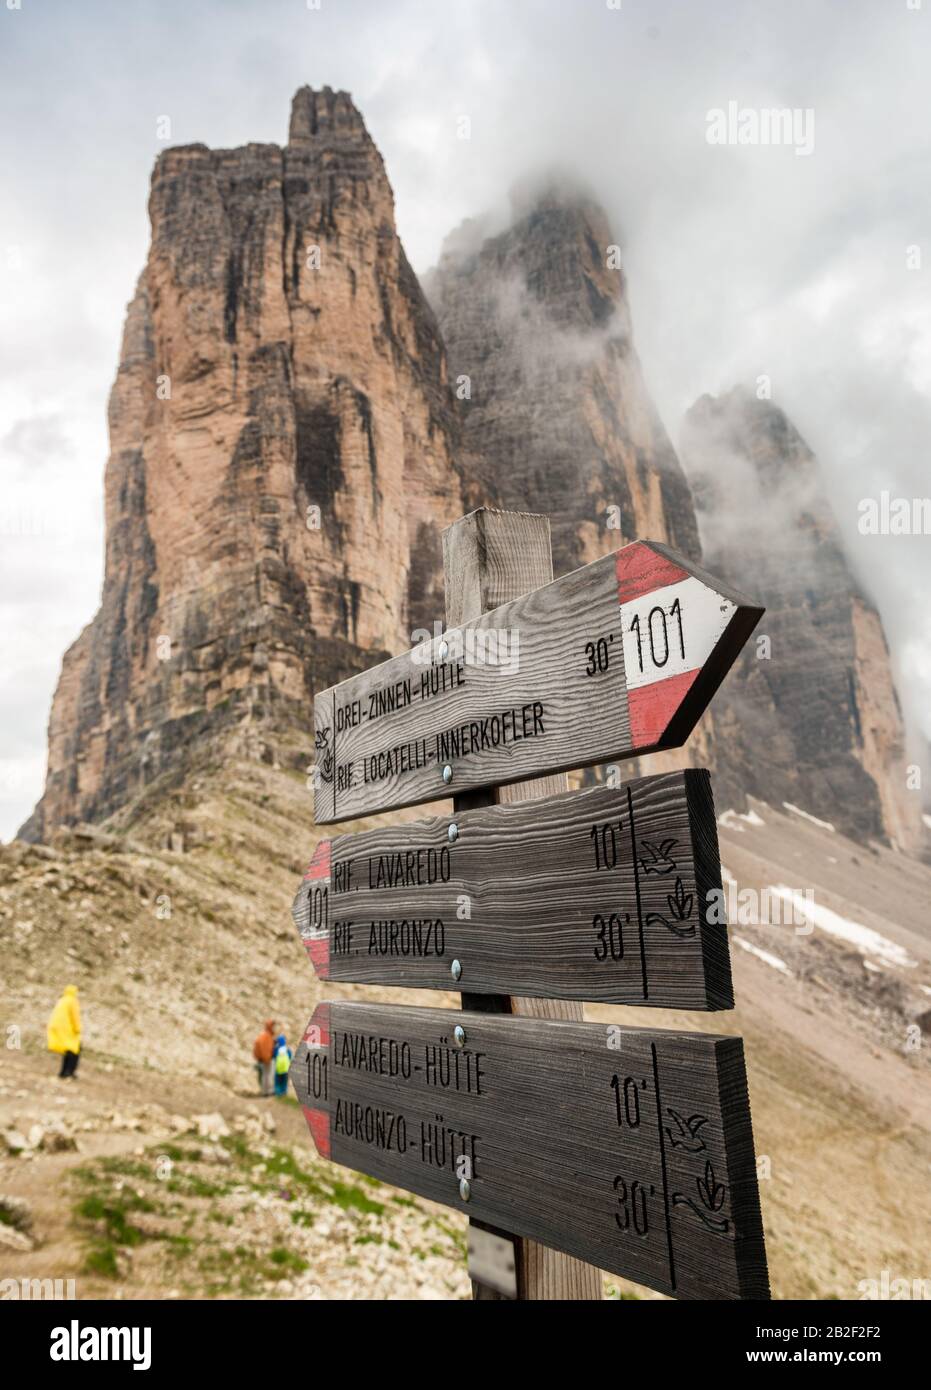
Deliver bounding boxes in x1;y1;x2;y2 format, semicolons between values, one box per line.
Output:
312;540;763;824
294;768;733;1009
291;1003;770;1300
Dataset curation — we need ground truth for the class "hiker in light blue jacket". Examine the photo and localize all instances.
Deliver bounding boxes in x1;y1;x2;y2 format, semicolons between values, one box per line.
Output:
273;1034;292;1097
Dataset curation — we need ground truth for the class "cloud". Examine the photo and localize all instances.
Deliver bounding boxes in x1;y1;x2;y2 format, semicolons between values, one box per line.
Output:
0;0;928;834
2;414;75;468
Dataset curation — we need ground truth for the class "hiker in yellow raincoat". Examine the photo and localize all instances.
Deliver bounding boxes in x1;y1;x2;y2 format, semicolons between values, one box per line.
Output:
48;985;81;1079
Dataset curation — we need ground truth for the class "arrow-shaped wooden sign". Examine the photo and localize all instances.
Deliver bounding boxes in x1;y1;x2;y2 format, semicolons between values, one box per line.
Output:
291;1002;770;1301
311;540;763;823
293;768;733;1009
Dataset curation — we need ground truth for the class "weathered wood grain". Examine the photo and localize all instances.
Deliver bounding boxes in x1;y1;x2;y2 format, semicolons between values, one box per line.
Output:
466;1222;518;1297
291;1002;771;1301
293;768;732;1008
445;508;601;1301
311;519;764;823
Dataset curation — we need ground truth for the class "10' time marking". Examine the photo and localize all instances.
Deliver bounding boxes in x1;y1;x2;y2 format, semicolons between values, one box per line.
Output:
611;1073;654;1237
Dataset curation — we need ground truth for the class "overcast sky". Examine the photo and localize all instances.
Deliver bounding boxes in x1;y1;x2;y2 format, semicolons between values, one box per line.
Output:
1;0;929;839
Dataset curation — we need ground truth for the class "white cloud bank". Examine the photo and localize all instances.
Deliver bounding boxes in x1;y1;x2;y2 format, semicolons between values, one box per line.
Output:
1;0;928;837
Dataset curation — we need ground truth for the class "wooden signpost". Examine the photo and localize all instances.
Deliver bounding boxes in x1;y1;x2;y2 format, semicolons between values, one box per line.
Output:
311;538;763;824
291;1002;769;1301
292;507;769;1300
293;769;734;1009
442;510;604;1301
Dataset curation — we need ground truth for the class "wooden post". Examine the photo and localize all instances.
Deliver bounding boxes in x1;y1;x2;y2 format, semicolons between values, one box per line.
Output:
443;507;603;1302
293;505;768;1300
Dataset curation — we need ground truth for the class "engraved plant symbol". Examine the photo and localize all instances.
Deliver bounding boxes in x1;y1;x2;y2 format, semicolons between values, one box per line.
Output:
638;837;678;876
664;1108;709;1153
646;875;695;938
672;1159;729;1233
314;727;334;784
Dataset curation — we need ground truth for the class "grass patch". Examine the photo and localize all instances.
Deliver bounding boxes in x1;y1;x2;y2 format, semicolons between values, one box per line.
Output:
432;1219;467;1253
75;1189;161;1279
164;1234;195;1257
159;1145;203;1163
197;1241;308;1293
268;1246;308;1276
71;1167;100;1185
84;1244;120;1278
221;1134;255;1163
76;1192;155;1247
91;1158;154;1181
167;1173;231;1199
69;1127;401;1295
261;1148;327;1196
327;1179;384;1216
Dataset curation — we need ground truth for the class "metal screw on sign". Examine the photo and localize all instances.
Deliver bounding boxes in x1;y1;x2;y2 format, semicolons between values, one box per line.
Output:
292;509;769;1304
309;523;763;830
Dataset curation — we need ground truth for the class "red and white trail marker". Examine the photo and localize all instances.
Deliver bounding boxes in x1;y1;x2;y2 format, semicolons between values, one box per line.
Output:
616;542;743;749
311;538;763;824
292;769;733;1010
290;1000;770;1301
291;510;770;1303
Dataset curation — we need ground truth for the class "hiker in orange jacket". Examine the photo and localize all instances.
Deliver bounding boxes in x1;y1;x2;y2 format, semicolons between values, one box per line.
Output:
48;985;81;1079
253;1019;277;1097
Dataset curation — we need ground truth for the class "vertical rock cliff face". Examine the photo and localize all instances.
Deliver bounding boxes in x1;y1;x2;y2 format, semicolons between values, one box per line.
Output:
680;387;922;854
425;192;701;577
425;191;710;784
22;94;922;857
22;87;463;840
428;199;921;851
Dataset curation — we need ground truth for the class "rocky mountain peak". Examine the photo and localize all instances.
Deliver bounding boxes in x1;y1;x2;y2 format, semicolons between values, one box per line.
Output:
21;88;462;841
432;192;629;339
680;387;922;854
687;387;824;502
19;91;924;858
288;85;369;145
427;188;697;577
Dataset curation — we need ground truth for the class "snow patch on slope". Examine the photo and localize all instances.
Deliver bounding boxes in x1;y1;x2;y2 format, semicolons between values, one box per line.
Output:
783;802;835;832
718;808;766;833
770;887;916;968
733;935;792;975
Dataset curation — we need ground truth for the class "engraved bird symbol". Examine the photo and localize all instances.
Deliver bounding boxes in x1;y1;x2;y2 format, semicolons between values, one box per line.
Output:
638;837;678;876
314;727;334;783
664;1108;709;1153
